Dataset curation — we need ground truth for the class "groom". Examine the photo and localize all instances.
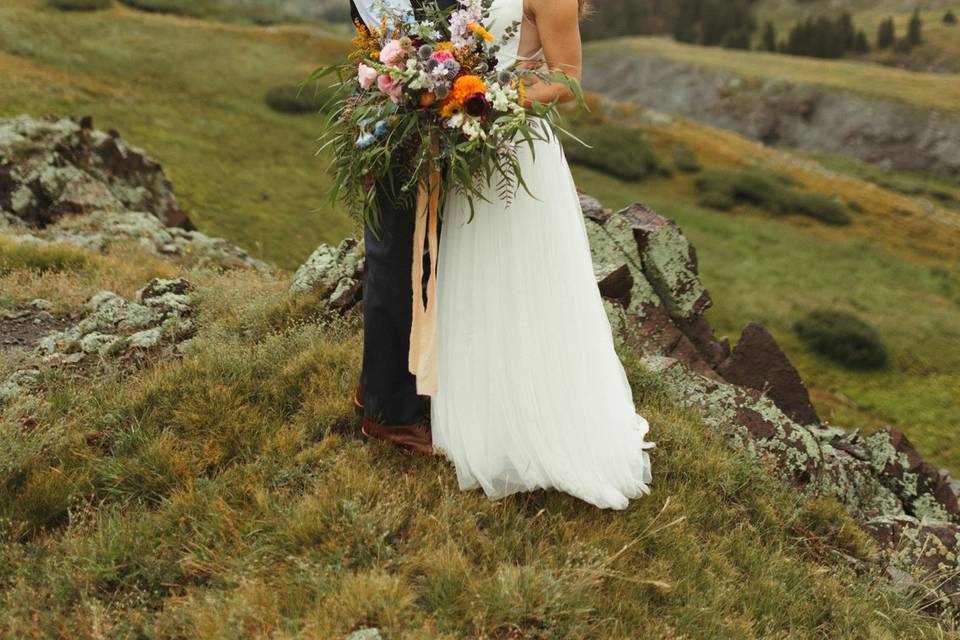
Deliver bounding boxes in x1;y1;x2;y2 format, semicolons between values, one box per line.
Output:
351;0;454;455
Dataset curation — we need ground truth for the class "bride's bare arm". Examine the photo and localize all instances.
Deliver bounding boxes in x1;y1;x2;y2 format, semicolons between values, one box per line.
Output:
522;0;583;107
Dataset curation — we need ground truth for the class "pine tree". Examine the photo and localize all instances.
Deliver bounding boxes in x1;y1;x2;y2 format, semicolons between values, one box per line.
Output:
945;10;958;25
907;10;923;46
876;17;896;50
854;30;870;53
761;21;777;51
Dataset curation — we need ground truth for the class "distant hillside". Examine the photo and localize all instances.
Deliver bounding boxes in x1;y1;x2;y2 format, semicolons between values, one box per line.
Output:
583;37;960;176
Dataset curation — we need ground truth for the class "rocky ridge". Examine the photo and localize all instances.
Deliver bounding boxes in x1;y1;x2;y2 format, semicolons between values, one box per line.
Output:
0;115;268;272
297;192;960;614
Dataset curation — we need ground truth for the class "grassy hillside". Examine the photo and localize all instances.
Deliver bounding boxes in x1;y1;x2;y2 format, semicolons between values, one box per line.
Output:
585;36;960;114
0;0;353;270
2;0;959;481
1;243;952;638
569;109;960;472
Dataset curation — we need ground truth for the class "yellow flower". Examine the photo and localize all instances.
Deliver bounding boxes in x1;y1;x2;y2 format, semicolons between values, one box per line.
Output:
435;41;455;52
468;22;495;42
451;75;486;103
439;98;463;119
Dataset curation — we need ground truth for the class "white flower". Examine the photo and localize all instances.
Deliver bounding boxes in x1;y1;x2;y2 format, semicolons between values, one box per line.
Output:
446;113;466;129
462;118;485;140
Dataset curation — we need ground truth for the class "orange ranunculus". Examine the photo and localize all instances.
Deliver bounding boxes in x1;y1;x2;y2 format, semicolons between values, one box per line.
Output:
451;75;486;103
419;92;437;108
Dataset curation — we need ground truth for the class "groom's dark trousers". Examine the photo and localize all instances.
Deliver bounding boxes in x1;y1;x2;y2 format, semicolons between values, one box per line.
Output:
352;0;454;427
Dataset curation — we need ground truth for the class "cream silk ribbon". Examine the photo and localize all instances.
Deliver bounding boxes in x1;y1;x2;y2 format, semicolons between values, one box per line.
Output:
408;170;441;397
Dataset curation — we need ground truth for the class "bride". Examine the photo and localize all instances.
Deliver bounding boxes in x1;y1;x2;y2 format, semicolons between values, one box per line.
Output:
433;0;654;510
356;0;654;510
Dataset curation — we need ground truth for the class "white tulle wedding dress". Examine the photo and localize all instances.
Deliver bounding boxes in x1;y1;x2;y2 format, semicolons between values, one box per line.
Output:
431;0;654;510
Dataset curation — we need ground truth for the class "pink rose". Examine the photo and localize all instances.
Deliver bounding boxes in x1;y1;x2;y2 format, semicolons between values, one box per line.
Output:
379;40;406;67
357;63;378;90
377;74;404;101
431;50;455;63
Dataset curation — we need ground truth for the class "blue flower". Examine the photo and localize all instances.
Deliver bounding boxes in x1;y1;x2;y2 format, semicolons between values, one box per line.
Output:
356;132;377;149
374;120;390;138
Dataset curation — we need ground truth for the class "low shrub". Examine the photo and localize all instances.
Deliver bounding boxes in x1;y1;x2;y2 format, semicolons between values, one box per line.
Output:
563;123;670;182
47;0;110;10
265;83;340;115
673;146;702;173
794;309;888;370
696;168;852;226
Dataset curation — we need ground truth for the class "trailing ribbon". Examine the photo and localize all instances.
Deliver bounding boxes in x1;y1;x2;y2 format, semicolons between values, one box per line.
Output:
408;169;441;397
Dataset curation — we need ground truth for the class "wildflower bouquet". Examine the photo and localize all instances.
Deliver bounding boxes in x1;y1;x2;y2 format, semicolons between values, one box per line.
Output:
310;0;584;231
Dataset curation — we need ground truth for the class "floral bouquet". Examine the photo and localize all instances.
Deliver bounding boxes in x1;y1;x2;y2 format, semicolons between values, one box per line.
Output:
309;0;584;232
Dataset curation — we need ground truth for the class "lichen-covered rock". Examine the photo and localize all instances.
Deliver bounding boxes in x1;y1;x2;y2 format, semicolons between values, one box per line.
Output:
291;238;365;313
628;204;711;321
0;115;189;228
718;322;820;425
0;369;40;402
863;516;960;612
1;279;197;404
0;117;267;272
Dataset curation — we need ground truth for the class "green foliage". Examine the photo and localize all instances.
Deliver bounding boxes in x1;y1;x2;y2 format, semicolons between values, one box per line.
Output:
0;239;91;276
946;10;958;25
907;10;924;47
46;0;110;10
784;12;869;59
673;146;702;173
876;17;896;50
580;0;758;48
264;83;340;115
563;123;670;182
696;168;852;225
794;309;888;370
761;21;777;52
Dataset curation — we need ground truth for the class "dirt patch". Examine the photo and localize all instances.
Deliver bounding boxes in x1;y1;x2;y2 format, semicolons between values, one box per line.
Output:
0;307;76;352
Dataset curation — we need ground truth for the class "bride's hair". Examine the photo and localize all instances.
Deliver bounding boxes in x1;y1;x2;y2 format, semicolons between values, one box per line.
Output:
579;0;591;16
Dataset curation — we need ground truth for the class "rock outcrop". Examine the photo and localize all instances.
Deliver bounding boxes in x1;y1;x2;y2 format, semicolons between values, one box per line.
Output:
296;192;960;614
0;279;197;403
582;46;960;177
0;116;268;272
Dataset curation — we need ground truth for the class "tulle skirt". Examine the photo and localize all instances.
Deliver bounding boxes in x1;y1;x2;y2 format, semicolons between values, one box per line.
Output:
432;125;654;510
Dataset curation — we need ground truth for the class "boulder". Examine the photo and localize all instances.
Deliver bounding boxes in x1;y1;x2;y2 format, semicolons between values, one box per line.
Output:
718;322;820;425
290;238;365;313
0;115;190;228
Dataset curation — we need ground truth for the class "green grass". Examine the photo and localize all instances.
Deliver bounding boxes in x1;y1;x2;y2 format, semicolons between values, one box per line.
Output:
0;261;950;638
0;236;92;275
0;0;353;270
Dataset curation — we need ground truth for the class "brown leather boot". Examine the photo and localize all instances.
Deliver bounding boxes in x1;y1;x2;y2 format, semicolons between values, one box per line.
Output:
361;418;433;455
